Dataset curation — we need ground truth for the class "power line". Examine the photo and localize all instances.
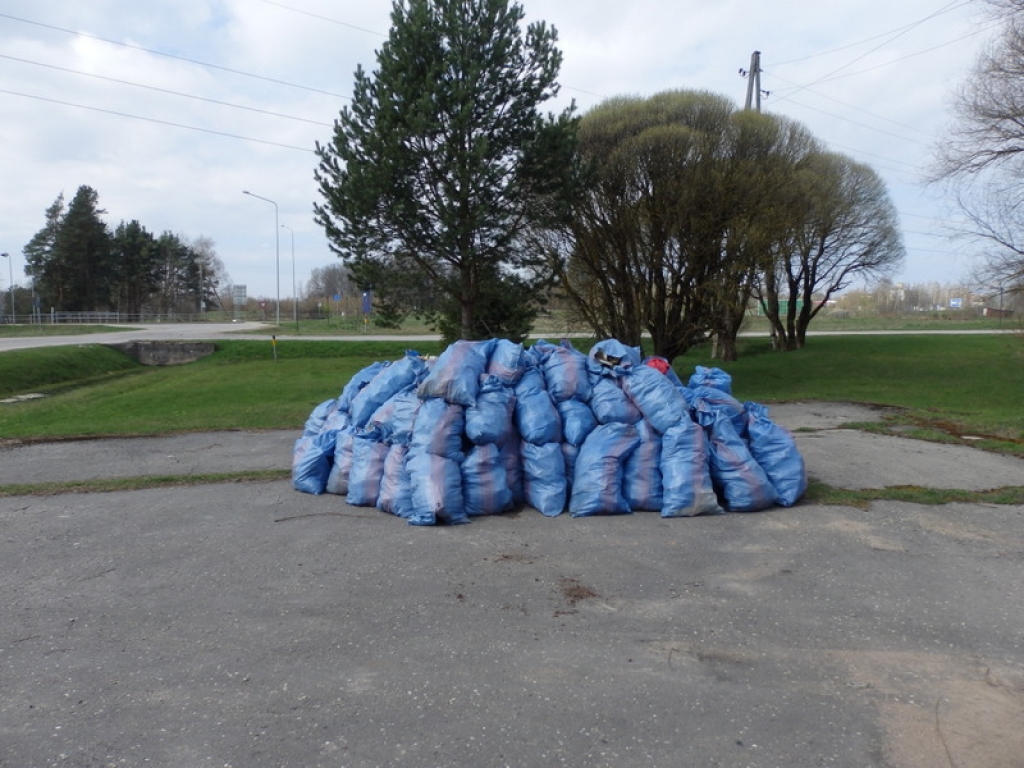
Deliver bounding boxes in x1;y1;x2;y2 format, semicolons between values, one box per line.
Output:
779;0;967;94
0;87;315;153
765;69;932;139
768;20;995;99
0;11;349;99
0;53;333;127
770;0;973;67
250;0;387;37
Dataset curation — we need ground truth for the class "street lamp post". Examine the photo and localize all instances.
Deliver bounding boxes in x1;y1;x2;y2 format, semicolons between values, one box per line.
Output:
0;252;12;323
242;190;280;326
281;224;297;330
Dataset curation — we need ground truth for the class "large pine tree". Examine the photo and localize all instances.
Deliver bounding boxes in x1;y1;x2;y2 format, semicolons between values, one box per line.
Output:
25;186;112;311
314;0;578;341
59;186;113;312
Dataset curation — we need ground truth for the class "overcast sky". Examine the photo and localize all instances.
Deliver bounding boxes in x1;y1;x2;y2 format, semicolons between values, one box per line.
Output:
0;0;995;301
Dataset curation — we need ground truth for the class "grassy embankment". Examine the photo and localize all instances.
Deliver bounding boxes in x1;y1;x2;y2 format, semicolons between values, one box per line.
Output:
1;332;1022;502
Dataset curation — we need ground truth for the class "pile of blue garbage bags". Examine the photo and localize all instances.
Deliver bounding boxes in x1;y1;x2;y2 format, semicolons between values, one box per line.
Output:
292;338;807;526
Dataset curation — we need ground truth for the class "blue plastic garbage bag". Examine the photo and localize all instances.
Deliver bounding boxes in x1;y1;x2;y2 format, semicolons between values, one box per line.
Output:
292;430;337;495
589;339;643;368
557;397;598;447
407;452;468;526
373;388;421;445
744;402;807;507
562;442;579;494
620;363;689;434
417;339;497;406
588;366;642;425
377;443;414;518
462;443;514;516
346;425;390;506
514;367;562;445
321;407;350;434
521;441;567;517
338;361;387;413
325;427;355;496
643;356;687;390
689;385;747;437
410;397;466;461
466;375;516;446
303;398;339;437
624;419;663;512
570;422;641;517
501;440;525;504
697;402;778;513
659;417;722;517
533;339;592;404
349;351;427;427
486;338;527;386
366;397;396;440
688;365;733;395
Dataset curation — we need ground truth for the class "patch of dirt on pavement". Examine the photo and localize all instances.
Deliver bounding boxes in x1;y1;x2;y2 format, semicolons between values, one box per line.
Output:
830;651;1024;768
766;401;899;432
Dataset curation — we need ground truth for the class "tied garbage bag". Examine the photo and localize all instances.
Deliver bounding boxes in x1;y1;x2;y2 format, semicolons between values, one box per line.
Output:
346;425;390;506
410;398;466;461
501;440;525;504
533;339;592;403
465;375;516;446
486;338;527;386
325;427;355;496
588;368;643;425
338;361;387;413
589;339;643;368
417;339;496;406
624;419;663;512
349;351;427;427
744;402;807;507
303;398;339;437
644;356;687;391
557;397;598;447
521;441;567;517
620;363;689;434
689;385;747;437
321;407;350;434
407;452;468;526
570;422;641;517
562;442;579;494
462;443;514;516
688;365;733;395
373;389;421;445
514;367;562;445
377;443;414;518
697;402;778;513
660;417;722;517
292;430;337;495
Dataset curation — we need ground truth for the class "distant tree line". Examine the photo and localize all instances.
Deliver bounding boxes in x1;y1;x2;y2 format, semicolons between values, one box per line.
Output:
23;185;228;317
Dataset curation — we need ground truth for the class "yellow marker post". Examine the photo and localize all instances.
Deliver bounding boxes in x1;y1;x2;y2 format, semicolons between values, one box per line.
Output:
271;334;278;362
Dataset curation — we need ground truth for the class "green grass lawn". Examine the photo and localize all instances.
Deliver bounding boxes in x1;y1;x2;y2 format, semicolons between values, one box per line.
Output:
1;335;1022;457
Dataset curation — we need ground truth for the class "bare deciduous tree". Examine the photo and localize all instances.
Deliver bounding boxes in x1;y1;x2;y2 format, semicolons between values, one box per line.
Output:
931;0;1024;299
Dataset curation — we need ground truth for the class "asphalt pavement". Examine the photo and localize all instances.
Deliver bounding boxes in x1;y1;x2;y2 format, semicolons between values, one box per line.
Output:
1;400;1023;767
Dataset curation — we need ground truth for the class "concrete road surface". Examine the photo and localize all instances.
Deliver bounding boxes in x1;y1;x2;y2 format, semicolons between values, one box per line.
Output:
0;322;439;353
1;403;1023;767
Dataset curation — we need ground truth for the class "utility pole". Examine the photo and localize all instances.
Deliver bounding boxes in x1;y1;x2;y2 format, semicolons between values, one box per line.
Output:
743;50;762;112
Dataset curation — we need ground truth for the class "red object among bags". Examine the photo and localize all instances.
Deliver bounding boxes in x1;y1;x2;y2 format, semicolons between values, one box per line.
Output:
644;357;670;375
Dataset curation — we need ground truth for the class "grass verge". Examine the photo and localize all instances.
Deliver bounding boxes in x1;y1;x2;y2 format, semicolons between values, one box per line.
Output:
2;333;1022;453
0;469;290;497
802;479;1024;508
